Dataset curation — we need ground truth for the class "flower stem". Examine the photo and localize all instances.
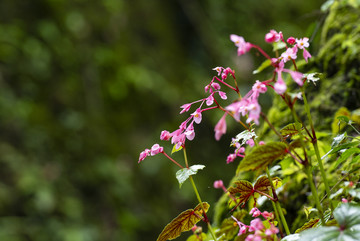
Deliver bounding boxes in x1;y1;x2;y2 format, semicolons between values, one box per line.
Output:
265;168;290;235
301;86;333;211
304;164;325;223
183;149;217;241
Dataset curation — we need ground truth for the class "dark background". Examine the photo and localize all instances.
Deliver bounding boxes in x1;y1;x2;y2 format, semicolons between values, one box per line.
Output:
0;0;324;240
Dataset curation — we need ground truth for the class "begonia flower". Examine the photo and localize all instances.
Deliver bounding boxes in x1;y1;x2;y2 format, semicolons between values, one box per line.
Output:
214;113;227;141
191;108;202;124
150;144;164;156
265;30;281;43
160;130;172;141
138;149;151;163
230;34;252;56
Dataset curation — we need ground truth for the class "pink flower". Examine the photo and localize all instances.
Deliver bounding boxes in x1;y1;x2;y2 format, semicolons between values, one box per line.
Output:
191;108;202;124
303;48;312;62
226;153;237;164
252;80;267;99
296;37;309;49
206;94;214;106
230;34;252;56
150;144;164;156
180;103;191;114
250;207;261;217
139;149;151;163
281;47;297;63
246;101;261;125
184;122;195;140
212;66;223;76
289;71;304;86
218;91;227;100
342;198;348;203
211;82;221;90
213;180;224;189
214;113;227;141
265;30;281;43
262;211;274;219
160;130;172;141
249;218;264;231
246;139;255;147
259;141;265;145
287;37;296;45
265;225;279;236
274;79;287;94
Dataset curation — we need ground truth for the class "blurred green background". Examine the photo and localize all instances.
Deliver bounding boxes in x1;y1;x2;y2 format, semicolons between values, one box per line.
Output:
0;0;324;240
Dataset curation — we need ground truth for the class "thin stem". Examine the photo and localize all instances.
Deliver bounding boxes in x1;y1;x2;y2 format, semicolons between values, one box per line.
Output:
183;149;217;241
162;152;184;169
301;86;333;211
305;164;325;224
265;168;290;235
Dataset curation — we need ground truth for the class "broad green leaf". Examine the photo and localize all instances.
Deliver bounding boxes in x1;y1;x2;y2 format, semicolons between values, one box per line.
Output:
331;132;347;148
237;142;288;172
172;144;183;154
349;189;360;199
337;115;351;123
280;123;302;137
157;202;210;241
322;141;360;160
253;176;281;195
231;130;257;147
228;180;254;207
299;204;360;241
252;59;271;74
176;165;205;188
334;203;360;228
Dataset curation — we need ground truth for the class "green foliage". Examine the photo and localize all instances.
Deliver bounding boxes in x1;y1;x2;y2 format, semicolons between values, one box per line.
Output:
237;142;288;172
157;202;210;241
176;165;206;188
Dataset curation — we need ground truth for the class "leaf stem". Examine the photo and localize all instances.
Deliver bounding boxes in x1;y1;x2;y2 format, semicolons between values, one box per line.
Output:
183;149;217;241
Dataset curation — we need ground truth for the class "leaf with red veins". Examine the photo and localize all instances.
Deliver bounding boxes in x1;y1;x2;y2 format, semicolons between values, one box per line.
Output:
228;180;254;207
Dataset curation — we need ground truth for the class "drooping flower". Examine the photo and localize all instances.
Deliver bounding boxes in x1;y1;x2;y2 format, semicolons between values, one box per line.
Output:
206;94;214;106
252;80;267;99
274;79;287;94
218;91;227;100
160;130;172;141
139;149;151;163
184;122;195;140
214;113;227;141
230;34;252;56
287;37;296;45
265;30;281;43
150;144;164;156
213;180;224;189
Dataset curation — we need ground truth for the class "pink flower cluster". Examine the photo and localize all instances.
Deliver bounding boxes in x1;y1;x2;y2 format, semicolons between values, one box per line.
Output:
138;144;164;163
225;80;268;125
232;208;278;241
230;30;312;97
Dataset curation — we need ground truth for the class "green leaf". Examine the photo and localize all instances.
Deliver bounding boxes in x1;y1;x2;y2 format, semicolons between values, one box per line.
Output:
334;147;360;168
157;202;210;241
228;180;254;207
295;219;319;233
252;59;271;74
349;189;360;199
337;115;351;123
172;144;183;154
298;204;360;241
253;176;281;195
331;132;347;148
216;219;239;240
237;142;288;173
176;165;205;188
334;203;360;228
280;123;302;137
282;234;300;241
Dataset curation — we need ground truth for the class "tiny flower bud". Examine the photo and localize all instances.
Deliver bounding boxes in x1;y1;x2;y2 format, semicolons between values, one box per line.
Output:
287;37;296;45
150;144;163;156
213;180;224;189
